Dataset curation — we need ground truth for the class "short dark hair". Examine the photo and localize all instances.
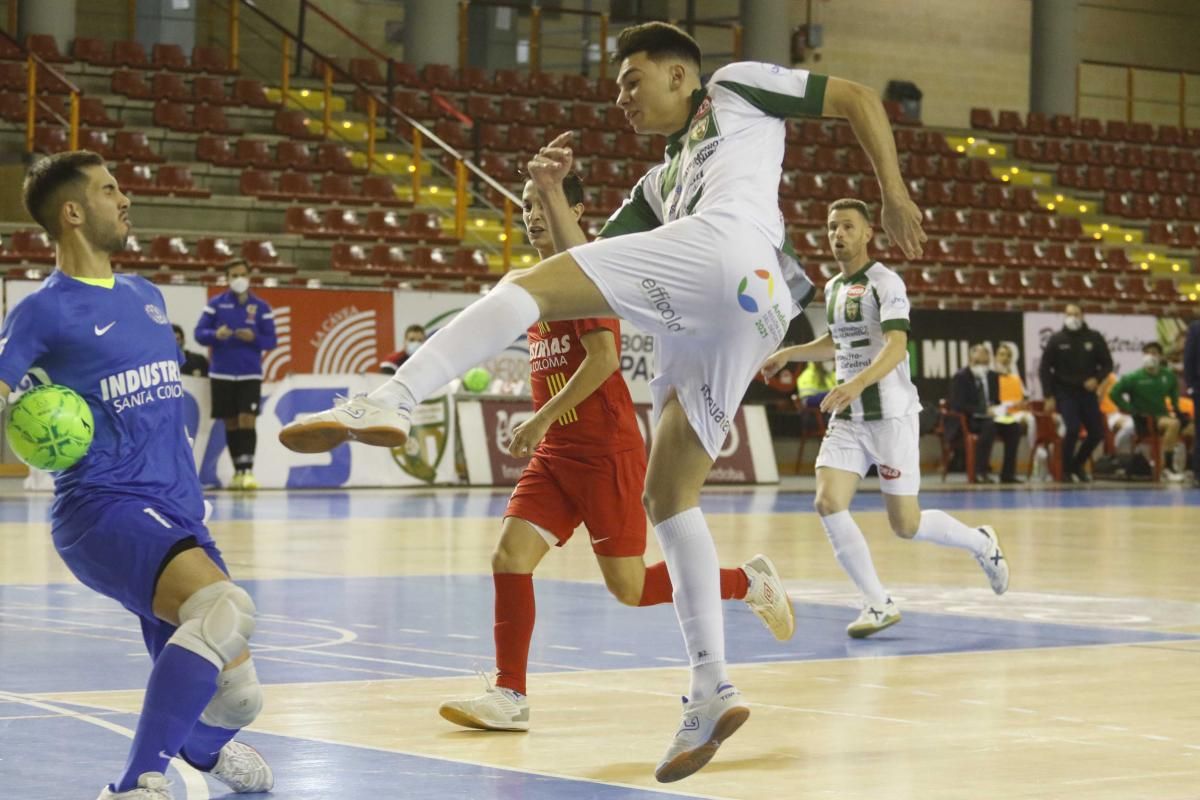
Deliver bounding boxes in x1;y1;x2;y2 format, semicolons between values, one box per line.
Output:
561;171;584;207
22;150;106;240
1143;341;1163;355
520;171;585;207
224;258;248;273
827;198;873;225
171;323;184;338
404;324;426;337
613;21;701;69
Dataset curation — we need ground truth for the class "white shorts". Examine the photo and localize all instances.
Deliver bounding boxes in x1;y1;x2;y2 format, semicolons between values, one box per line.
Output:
815;413;922;495
570;211;805;460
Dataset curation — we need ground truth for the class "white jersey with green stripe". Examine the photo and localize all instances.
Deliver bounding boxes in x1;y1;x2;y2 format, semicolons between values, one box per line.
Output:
598;61;829;313
824;261;921;421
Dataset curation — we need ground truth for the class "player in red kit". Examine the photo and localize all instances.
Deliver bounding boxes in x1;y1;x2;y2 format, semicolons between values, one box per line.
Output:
438;167;795;733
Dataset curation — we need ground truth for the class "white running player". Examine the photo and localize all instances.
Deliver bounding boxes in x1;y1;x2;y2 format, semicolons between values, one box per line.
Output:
280;22;927;781
761;199;1009;638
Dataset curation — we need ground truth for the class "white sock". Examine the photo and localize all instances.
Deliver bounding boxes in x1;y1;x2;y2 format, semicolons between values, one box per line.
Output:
819;511;888;608
370;282;540;412
913;510;989;556
654;507;727;702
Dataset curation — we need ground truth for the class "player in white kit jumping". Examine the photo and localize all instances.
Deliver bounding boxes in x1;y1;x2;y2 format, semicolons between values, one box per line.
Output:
280;22;926;782
762;198;1009;638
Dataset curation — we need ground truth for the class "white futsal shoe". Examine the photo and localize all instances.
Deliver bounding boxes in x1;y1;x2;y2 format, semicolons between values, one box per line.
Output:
96;773;173;799
439;675;530;732
209;741;274;793
740;554;796;641
278;393;410;453
975;525;1010;595
654;682;750;783
847;598;901;639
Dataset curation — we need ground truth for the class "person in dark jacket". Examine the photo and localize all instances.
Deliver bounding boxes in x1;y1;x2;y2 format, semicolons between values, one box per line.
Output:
1184;319;1200;487
172;323;209;377
1039;304;1113;482
195;260;277;490
950;345;1022;483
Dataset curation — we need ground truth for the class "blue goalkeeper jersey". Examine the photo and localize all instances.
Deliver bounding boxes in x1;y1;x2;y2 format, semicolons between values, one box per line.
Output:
0;271;205;528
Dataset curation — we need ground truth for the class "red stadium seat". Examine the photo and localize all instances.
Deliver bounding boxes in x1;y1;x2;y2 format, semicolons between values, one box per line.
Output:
232;78;274;108
194;237;236;266
276;140;315;171
150;236;197;268
361;175;404;206
72;37;114;66
111;40;149;68
969;108;995;130
365;209;406;240
156;165;210;198
151;73;190;102
331;242;370;272
196;135;237;166
152;100;199;132
316;143;360;174
278;171;319;201
422;63;461;92
113;131;165;163
285;206;325;235
194;103;240;134
461;66;494;94
80;97;121;128
234;139;274;168
113;162;155;193
80;129;114;158
323;207;366;236
152;43;191;72
192;75;228;105
242;240;294;273
368;244;410;275
349;58;385;85
26;34;70;63
192;45;233;74
240;169;280;200
320;174;358;204
274;109;322;140
112;70;153;100
33;126;68;154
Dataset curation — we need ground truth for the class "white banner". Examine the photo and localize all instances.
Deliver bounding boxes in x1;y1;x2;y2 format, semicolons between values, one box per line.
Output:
1022;312;1157;399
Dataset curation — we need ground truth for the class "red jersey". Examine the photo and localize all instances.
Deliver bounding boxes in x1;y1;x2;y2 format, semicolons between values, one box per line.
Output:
527;318;643;456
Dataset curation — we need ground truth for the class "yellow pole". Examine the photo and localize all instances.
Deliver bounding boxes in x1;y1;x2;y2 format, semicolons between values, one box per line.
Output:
322;61;333;138
1126;67;1133;122
69;91;80;150
280;36;291;106
530;6;541;75
502;197;512;271
599;13;609;80
455;160;468;238
229;0;240;72
411;127;422;202
458;1;469;73
25;56;35;154
367;95;377;168
732;24;743;60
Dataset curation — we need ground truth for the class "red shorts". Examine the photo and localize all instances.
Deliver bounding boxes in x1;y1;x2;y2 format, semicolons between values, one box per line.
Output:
505;447;648;558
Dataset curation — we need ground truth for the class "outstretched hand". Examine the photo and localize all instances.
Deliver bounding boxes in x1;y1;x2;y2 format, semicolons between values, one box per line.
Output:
526;131;575;190
881;194;927;259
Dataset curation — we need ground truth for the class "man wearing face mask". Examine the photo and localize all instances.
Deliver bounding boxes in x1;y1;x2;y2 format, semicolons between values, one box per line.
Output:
379;324;428;374
195;259;277;490
1111;342;1185;480
1039;304;1113;482
950;344;1023;483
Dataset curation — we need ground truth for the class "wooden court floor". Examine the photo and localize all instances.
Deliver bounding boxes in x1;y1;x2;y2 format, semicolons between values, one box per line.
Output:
0;484;1197;799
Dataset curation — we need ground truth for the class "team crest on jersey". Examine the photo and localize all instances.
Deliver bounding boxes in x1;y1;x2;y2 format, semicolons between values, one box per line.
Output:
844;297;863;322
246;304;258;321
144;304;168;324
688;97;718;142
845;284;868;298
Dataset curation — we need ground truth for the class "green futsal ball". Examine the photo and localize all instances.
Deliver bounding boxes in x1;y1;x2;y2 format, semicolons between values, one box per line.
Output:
6;384;95;471
463;367;491;393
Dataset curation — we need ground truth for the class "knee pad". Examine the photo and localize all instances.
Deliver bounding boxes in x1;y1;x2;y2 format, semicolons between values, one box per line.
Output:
169;582;256;669
200;658;263;730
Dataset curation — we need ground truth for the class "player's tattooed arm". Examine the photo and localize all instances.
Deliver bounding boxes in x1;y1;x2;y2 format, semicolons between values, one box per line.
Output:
761;333;834;379
820;329;908;415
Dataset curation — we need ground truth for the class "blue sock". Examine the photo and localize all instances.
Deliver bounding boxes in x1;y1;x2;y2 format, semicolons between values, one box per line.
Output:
115;644;219;792
180;721;238;771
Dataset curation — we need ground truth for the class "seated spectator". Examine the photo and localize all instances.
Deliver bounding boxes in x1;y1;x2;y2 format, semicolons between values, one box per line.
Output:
379;324;427;374
950;344;1023;483
796;360;835;407
173;323;209;377
1098;371;1134;452
1111;342;1187;480
993;343;1035;451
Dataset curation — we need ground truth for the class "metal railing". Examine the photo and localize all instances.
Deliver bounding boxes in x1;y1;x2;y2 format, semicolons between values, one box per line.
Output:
230;0;521;267
1077;59;1199;127
0;29;83;154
